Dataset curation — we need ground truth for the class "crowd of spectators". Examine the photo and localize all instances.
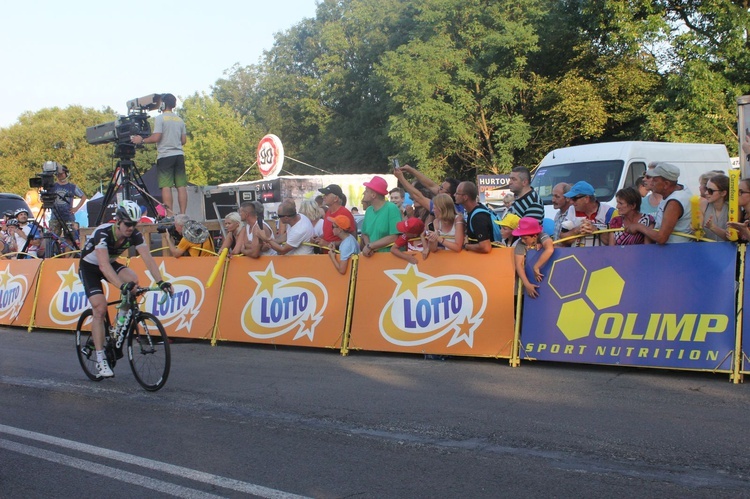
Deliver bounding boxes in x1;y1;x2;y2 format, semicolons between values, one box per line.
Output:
164;160;747;290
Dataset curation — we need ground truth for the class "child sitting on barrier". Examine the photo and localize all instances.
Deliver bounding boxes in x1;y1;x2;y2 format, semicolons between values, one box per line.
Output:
513;217;554;299
390;217;425;265
328;215;359;274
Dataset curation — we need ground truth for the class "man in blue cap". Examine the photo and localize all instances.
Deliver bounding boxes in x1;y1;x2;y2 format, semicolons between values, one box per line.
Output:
559;181;615;247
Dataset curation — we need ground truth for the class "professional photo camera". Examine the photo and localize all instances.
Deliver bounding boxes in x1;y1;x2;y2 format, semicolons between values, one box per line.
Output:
85;93;162;159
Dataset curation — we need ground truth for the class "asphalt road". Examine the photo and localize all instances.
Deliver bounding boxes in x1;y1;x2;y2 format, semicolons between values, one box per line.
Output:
1;327;749;498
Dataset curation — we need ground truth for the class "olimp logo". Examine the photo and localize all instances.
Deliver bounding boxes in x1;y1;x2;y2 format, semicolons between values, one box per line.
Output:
0;265;29;321
380;265;486;347
548;256;727;345
49;263;96;325
242;262;328;340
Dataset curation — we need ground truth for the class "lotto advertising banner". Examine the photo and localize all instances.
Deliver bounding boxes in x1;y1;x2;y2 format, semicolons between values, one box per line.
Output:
0;259;42;327
216;255;350;348
348;250;516;357
521;243;737;371
128;257;222;340
33;259;115;330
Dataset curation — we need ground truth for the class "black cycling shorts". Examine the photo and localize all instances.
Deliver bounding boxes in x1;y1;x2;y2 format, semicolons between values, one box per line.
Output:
78;260;127;298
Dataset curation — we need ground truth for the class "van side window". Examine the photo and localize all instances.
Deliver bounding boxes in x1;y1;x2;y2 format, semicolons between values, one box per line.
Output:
626;162;646;187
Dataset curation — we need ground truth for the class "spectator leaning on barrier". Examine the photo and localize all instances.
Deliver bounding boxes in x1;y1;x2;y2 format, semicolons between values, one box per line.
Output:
314;184;356;249
166;214;215;258
361;175;402;257
327;215;359;274
513;217;554;299
551;182;572;240
257;200;314;255
702;174;730;242
608;187;654;246
422;193;464;257
560;181;615;247
455;181;494;254
390;216;426;265
727;177;750;241
239;201;276;258
219;211;244;255
507;166;544;222
628;162;694;244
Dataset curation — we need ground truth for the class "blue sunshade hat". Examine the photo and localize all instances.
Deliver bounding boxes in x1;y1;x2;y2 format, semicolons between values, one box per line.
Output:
564;181;596;198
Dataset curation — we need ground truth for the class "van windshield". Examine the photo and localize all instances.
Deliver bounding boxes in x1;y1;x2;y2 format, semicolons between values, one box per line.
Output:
530;160;624;204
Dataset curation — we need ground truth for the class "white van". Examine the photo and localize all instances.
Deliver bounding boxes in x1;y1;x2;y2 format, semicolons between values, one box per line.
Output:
530;141;732;220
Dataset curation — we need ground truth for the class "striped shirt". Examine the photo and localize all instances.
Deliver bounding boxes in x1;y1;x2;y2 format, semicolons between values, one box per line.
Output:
509;189;544;222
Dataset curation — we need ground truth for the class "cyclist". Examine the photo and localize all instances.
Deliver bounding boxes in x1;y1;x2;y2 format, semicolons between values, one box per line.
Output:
79;200;173;378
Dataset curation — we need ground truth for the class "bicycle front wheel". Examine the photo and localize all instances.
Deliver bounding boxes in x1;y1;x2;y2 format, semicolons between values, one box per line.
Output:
127;312;170;391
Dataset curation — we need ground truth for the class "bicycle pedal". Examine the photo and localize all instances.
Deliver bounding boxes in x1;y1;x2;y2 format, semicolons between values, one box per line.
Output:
115;347;124;359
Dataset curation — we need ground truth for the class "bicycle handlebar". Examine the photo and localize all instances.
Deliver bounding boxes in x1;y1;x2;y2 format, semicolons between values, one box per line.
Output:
119;286;172;308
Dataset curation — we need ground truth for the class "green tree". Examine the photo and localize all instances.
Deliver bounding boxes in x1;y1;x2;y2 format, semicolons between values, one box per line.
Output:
0;106;120;197
376;0;545;180
180;92;263;185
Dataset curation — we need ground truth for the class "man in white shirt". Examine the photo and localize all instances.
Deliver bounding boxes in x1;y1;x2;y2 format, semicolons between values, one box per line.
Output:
257;200;314;255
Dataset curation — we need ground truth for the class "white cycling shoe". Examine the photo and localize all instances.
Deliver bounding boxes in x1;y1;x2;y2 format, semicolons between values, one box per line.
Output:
96;360;114;378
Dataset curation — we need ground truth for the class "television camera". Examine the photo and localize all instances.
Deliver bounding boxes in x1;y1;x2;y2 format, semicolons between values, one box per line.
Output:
29;161;61;208
85;93;162;159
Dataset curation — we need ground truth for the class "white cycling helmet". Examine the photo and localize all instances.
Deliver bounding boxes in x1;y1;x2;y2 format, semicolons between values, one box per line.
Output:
116;200;141;223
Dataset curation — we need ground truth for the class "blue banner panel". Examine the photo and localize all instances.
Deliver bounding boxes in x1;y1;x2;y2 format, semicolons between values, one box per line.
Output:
521;243;737;371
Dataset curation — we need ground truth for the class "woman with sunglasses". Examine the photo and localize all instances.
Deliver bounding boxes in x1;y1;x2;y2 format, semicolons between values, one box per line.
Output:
702;174;729;241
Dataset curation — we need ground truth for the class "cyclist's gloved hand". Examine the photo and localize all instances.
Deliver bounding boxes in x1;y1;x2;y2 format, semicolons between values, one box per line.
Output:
157;280;174;297
120;281;136;294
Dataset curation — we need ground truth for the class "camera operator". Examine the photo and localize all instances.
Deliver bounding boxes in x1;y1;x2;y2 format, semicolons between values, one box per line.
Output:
130;93;188;216
49;163;87;247
165;214;214;258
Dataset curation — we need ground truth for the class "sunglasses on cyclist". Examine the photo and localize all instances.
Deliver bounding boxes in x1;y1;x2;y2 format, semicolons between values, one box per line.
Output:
121;221;137;228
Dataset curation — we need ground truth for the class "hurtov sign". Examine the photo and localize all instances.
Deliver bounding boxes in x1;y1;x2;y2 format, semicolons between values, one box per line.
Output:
257;134;284;178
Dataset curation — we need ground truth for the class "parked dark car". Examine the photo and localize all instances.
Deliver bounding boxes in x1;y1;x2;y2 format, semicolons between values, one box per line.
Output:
0;193;33;219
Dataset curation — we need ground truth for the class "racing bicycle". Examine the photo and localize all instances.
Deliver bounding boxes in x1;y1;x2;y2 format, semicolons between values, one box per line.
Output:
75;286;171;391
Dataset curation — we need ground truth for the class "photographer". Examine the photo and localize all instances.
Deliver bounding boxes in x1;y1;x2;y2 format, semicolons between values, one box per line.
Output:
49;163;87;248
9;208;41;258
130;93;188;216
165;214;214;258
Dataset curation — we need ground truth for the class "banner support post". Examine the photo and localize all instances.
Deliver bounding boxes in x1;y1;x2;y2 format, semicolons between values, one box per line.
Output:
731;245;745;383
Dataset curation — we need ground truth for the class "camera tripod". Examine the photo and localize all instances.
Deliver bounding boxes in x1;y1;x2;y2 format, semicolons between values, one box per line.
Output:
21;195;80;259
95;149;160;226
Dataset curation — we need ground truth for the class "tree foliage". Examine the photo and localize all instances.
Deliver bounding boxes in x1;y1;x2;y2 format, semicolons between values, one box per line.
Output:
0;106;121;197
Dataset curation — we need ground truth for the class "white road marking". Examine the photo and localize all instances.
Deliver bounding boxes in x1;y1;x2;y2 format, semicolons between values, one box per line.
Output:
0;438;224;499
0;424;309;499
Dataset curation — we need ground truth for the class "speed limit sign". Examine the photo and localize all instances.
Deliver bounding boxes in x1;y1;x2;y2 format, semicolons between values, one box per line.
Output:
257;134;284;178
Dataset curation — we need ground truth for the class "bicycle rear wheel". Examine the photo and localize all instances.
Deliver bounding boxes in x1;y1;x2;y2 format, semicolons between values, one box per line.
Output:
75;309;114;381
127;312;170;391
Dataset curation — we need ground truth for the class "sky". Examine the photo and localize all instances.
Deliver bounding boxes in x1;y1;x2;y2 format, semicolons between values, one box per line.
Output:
0;0;320;128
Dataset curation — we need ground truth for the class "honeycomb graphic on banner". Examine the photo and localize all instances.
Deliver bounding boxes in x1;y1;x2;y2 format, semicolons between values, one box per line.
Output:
548;256;625;341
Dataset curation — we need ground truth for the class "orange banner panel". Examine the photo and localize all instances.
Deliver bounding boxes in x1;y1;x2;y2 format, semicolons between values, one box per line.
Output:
217;255;350;348
33;259;117;330
348;249;516;357
0;259;43;328
127;257;223;340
